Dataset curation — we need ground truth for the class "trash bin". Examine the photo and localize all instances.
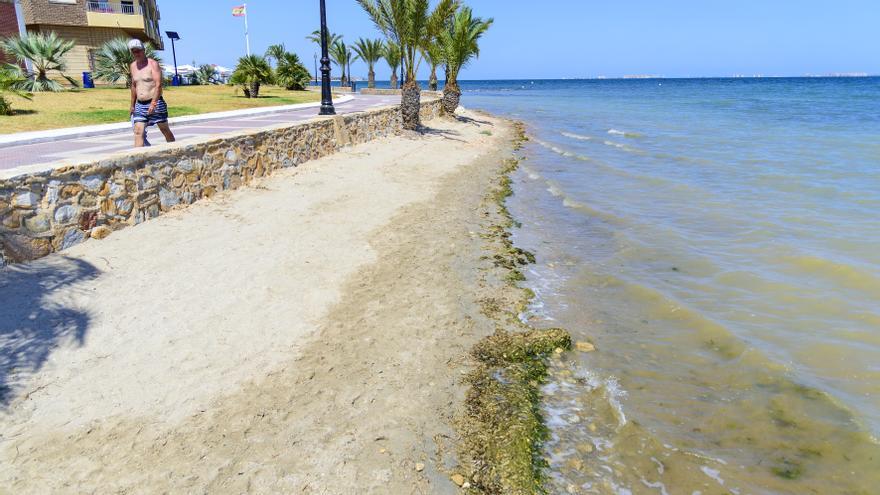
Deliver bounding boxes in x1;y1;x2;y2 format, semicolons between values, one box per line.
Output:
82;71;95;88
172;74;182;86
351;80;357;92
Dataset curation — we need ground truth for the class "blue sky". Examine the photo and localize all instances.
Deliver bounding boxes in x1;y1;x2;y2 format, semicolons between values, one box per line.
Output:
157;1;880;79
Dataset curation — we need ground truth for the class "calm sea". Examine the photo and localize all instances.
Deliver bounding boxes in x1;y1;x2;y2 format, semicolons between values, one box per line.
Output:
457;78;880;494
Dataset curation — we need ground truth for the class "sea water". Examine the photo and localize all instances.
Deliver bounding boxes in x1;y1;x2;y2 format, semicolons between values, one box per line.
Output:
461;78;880;494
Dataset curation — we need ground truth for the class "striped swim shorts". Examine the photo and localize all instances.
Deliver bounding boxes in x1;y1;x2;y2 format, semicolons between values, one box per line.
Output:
132;97;169;126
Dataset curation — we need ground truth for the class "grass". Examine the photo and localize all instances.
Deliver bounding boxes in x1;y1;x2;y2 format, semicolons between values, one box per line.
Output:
0;84;322;134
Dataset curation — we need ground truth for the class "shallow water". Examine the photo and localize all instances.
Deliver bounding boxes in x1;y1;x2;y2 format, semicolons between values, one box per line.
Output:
462;78;880;494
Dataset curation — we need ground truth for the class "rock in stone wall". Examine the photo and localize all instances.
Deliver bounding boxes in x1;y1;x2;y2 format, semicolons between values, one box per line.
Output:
0;99;443;264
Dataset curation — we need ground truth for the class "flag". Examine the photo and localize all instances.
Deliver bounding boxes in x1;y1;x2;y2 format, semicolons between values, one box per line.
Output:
232;5;246;17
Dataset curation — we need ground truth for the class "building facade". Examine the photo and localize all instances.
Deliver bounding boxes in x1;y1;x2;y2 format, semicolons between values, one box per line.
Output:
2;0;162;80
0;0;24;64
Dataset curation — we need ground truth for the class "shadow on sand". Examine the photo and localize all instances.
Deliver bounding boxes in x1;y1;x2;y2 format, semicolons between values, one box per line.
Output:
0;257;98;406
454;114;495;127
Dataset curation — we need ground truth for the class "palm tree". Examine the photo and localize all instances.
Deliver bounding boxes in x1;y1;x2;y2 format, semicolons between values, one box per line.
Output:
91;37;162;87
440;6;492;114
0;66;32;115
306;30;342;49
192;64;218;85
230;54;273;98
275;52;311;90
0;31;77;91
329;40;353;87
356;0;459;130
422;39;443;91
383;40;401;89
352;38;384;89
265;43;286;66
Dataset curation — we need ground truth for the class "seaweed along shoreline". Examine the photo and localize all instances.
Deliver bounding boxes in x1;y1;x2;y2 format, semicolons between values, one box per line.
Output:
454;121;593;494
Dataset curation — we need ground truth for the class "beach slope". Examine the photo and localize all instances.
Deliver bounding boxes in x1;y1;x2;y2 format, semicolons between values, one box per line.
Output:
0;111;511;494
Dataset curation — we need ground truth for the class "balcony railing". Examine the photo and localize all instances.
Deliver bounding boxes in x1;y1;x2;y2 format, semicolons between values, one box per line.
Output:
86;1;142;16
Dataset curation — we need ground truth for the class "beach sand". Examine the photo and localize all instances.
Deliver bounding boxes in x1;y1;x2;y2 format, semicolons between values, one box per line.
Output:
0;110;516;493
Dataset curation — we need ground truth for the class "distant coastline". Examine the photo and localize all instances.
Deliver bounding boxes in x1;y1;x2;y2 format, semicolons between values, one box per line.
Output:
458;74;878;81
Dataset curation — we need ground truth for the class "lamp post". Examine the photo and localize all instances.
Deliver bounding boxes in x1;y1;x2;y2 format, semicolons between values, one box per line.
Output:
165;31;181;86
313;53;318;86
318;0;335;115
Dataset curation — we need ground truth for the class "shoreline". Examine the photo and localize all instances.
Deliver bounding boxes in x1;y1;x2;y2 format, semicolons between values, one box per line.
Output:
0;109;566;493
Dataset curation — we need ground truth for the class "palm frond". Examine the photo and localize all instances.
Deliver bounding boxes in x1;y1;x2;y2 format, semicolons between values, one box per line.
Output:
0;31;79;91
91;37;161;87
440;6;492;87
265;44;286;64
231;54;274;85
306;30;341;48
276;52;311;90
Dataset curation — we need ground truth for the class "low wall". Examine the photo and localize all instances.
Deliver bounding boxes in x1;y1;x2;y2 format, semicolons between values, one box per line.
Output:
0;99;442;264
360;88;443;98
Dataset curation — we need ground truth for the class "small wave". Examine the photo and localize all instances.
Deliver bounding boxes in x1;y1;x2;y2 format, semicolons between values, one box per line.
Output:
561;131;593;141
575;368;628;429
608;129;644;138
554;189;628;226
534;139;582;159
700;466;725;486
519;163;542;181
603;140;646;154
534;138;701;191
641;479;671;495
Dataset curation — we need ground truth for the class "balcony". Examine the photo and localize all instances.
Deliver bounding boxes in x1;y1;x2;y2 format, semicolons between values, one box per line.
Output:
86;1;147;30
87;1;142;15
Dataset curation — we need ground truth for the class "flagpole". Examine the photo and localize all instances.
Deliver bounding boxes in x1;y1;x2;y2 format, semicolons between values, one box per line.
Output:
244;2;250;56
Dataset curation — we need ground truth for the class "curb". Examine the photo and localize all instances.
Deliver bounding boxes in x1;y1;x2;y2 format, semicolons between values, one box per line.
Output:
0;95;355;148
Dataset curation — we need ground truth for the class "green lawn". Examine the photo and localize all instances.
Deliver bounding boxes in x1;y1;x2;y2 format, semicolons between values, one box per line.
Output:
0;85;322;134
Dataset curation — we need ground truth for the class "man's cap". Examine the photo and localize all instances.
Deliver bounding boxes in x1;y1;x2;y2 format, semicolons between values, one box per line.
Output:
128;39;145;51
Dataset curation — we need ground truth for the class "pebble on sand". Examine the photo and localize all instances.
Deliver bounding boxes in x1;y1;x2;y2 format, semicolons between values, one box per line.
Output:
451;474;466;486
415;462;425;472
575;341;596;353
576;442;594;454
90;226;112;240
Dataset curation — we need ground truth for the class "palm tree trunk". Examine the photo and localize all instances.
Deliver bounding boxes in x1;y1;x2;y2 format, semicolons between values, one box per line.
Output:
401;80;421;130
390;72;398;90
429;66;438;92
368;69;375;89
442;81;461;115
250;81;260;98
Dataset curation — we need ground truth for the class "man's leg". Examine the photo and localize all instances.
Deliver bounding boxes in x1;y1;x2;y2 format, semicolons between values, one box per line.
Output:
133;122;146;147
157;122;175;143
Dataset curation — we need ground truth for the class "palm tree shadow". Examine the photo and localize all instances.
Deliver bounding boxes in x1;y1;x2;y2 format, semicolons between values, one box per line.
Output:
416;125;467;142
0;256;98;407
454;114;494;127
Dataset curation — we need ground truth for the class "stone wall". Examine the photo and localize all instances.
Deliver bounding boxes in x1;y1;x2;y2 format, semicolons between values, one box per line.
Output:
360;88;443;98
0;99;442;265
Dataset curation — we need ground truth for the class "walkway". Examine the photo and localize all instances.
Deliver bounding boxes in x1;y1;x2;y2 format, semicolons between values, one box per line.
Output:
0;93;401;173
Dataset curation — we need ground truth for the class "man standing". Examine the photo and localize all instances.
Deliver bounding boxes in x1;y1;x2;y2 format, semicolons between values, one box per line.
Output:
129;39;174;147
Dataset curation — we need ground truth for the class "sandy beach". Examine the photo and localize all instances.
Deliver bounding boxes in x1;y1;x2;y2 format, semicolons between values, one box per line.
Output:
0;110;521;493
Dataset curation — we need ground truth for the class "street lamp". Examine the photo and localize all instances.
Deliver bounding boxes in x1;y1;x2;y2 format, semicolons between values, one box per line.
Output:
165;31;181;86
313;53;318;86
318;0;335;115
